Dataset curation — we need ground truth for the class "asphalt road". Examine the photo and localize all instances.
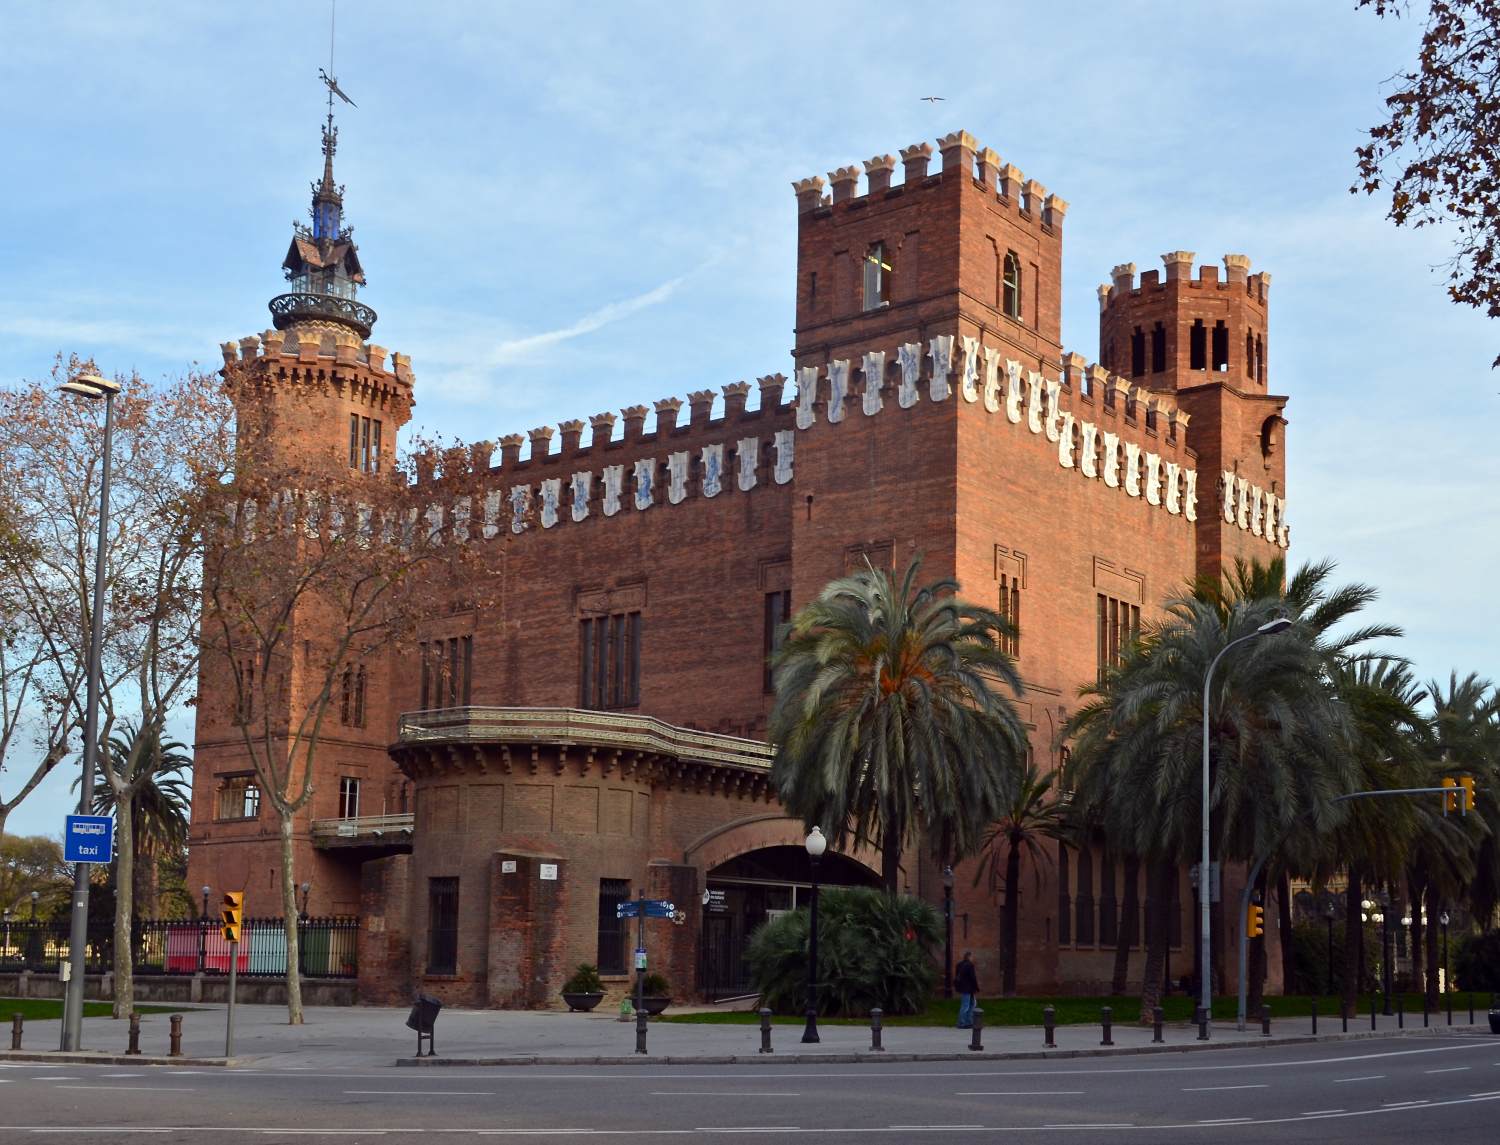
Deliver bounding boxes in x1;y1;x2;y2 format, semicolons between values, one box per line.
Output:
1;1034;1497;1142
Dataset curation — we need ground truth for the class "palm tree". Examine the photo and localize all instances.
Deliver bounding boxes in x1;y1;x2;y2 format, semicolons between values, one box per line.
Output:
88;722;191;919
975;763;1066;995
1426;674;1500;927
769;557;1026;893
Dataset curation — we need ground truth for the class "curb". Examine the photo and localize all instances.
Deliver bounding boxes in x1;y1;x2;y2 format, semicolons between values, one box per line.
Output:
396;1025;1449;1067
0;1050;231;1067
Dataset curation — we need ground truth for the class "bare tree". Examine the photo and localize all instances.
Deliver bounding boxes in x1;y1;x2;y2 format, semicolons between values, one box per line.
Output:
1354;0;1500;363
201;426;492;1024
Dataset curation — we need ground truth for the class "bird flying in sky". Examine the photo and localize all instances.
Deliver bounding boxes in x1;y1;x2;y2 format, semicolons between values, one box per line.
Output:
920;96;945;103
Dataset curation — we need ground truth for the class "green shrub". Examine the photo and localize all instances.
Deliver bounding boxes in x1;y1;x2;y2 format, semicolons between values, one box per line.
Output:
561;963;603;994
1289;920;1380;995
744;887;941;1016
641;972;670;996
1455;929;1500;993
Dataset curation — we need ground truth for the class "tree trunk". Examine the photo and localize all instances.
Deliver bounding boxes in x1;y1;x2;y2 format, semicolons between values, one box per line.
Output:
880;830;901;896
1138;860;1171;1022
1112;854;1140;995
1001;839;1021;996
1424;882;1441;1013
112;793;134;1019
1276;870;1295;994
278;811;304;1025
1341;873;1363;1017
130;804;156;921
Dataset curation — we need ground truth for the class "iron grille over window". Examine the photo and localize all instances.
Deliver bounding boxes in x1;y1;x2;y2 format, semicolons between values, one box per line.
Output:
427;877;459;975
597;878;630;975
579;612;641;709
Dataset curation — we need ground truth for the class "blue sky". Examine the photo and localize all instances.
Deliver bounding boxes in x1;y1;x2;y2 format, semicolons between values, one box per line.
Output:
3;1;1495;836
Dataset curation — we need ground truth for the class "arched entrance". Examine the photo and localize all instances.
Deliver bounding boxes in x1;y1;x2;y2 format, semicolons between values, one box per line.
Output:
699;845;881;999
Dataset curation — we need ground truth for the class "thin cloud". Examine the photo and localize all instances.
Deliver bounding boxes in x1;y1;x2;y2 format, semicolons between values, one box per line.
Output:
486;273;690;368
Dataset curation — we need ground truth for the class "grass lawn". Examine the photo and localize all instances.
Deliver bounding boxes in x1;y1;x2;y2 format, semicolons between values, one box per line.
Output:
1;999;198;1022
660;992;1471;1027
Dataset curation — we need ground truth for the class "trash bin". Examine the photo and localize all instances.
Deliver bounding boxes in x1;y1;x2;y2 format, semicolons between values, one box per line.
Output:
406;992;442;1057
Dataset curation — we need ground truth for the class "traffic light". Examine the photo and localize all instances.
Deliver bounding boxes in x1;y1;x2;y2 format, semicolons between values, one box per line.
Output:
1459;776;1477;814
1247;904;1265;939
220;890;244;944
1442;776;1459;815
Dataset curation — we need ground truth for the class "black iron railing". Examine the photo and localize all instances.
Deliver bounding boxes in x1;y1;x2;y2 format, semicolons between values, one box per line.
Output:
0;916;358;978
268;292;377;338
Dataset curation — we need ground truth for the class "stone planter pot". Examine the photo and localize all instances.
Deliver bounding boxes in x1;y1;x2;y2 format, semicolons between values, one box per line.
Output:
642;995;671;1017
562;991;605;1013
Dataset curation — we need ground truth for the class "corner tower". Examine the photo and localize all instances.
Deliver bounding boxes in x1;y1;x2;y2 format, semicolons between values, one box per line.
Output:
1098;253;1288;580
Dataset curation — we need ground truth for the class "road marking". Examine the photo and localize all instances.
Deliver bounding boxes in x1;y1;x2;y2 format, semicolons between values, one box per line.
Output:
1042;1124;1133;1129
1472;1090;1500;1097
55;1086;196;1093
1182;1083;1267;1091
1199;1118;1253;1124
957;1091;1084;1096
1380;1100;1428;1107
31;1077;79;1081
1426;1066;1469;1074
698;1129;802;1134
1301;1109;1345;1115
888;1128;983;1132
654;1092;802;1097
344;1090;493;1096
1333;1074;1385;1083
100;1073;145;1078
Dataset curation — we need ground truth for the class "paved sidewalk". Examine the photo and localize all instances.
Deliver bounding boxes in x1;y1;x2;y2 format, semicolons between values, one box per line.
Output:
4;1001;1485;1069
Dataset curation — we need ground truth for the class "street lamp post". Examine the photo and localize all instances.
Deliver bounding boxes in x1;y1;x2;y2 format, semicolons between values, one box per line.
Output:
1199;615;1291;1035
1378;893;1393;1015
1439;910;1451;998
2;909;11;966
1324;898;1336;996
942;865;955;1000
58;370;121;1054
802;826;826;1044
199;885;211;973
299;882;312;975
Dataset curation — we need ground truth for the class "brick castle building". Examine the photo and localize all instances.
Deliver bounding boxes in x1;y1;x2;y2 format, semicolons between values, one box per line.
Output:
188;118;1291;1007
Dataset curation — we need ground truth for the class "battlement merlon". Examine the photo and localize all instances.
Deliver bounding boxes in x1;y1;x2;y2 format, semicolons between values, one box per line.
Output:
1100;252;1271;306
219;330;412;406
792;132;1064;232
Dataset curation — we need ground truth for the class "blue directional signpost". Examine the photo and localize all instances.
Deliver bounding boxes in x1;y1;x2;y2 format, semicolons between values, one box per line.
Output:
617;893;677;1053
63;815;115;865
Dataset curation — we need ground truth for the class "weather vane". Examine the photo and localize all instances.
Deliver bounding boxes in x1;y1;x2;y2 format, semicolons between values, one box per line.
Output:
318;0;355;113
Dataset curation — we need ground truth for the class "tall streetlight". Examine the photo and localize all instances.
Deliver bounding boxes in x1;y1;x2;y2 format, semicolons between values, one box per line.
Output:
199;885;211;973
1378;891;1392;1015
1439;909;1451;1023
58;370;120;1054
802;826;826;1044
1198;614;1291;1034
942;865;955;999
1323;897;1337;996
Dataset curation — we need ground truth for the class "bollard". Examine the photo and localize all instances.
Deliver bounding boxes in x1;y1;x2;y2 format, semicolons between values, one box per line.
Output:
870;1008;884;1052
10;1013;20;1051
1423;994;1429;1028
168;1014;183;1058
1100;1006;1113;1046
1447;988;1453;1026
1260;1004;1271;1037
635;1006;648;1055
758;1008;773;1054
1311;997;1318;1036
1195;1005;1209;1042
968;1006;984;1052
1370;993;1378;1031
1152;1006;1164;1044
1468;992;1474;1025
126;1012;141;1056
1042;1005;1056;1048
1340;999;1348;1033
1397;992;1404;1029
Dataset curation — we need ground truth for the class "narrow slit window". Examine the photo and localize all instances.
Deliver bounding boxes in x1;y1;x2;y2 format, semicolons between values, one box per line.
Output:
1130;327;1145;377
1002;251;1022;319
1189;320;1206;370
862;242;891;310
1151;322;1166;373
1211;320;1229;371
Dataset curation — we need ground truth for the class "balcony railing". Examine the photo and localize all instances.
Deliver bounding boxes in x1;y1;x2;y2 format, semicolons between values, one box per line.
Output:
397;706;774;771
268;292;377;338
310;812;415;844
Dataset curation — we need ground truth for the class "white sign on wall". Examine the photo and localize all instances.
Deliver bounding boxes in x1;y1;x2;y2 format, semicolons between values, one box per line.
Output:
501;860;517;874
539;863;559;881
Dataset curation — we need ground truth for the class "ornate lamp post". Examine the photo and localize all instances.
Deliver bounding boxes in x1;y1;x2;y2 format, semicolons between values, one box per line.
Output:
942;865;955;999
1375;893;1392;1015
30;890;39;921
802;826;826;1044
2;908;11;966
199;885;211;973
1324;897;1337;996
1439;910;1451;995
57;371;121;1053
298;882;312;976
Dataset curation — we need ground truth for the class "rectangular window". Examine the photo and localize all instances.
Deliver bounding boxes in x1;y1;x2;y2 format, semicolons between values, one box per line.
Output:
862;242;890;310
997;575;1021;658
420;638;471;710
338;776;361;819
579;611;641;709
418;642;431;710
1151;322;1166;373
348;414;359;469
763;589;791;692
1189;320;1206;370
372;419;382;472
350;416;383;472
216;775;260;821
426;877;459;975
1211;320;1229;371
233;658;255;724
597;878;630;975
1096;594;1140;680
1129;327;1145;377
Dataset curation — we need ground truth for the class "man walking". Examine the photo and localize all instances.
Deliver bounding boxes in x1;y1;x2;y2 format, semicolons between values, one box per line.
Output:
955;950;979;1029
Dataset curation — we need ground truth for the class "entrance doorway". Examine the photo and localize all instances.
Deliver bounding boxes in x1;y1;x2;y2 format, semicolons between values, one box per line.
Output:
698;845;879;999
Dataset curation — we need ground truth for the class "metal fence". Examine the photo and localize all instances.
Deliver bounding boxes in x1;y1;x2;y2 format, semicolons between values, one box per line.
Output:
0;916;358;978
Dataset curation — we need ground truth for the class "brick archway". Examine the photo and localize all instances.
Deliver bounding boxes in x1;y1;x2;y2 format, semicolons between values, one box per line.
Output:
684;813;883;880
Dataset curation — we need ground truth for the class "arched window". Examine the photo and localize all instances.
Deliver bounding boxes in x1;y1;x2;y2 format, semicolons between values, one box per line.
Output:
1002;251;1022;319
862;242;890;310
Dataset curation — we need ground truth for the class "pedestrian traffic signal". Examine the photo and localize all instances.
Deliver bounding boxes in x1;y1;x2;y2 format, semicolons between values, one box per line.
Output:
1459;776;1476;813
220;890;244;944
1442;776;1459;814
1247;904;1265;939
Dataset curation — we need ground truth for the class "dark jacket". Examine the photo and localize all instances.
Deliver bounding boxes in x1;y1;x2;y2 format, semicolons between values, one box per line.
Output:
954;957;979;995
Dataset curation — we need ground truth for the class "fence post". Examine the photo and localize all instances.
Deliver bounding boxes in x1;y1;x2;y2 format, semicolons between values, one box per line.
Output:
968;1006;983;1052
1100;1006;1113;1046
125;1012;141;1056
10;1014;20;1050
1152;1005;1164;1043
869;1008;884;1052
1043;1005;1055;1048
758;1008;773;1055
1260;1004;1271;1037
168;1014;183;1058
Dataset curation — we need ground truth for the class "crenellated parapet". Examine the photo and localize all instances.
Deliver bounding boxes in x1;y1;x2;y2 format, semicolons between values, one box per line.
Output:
1099;251;1271;308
